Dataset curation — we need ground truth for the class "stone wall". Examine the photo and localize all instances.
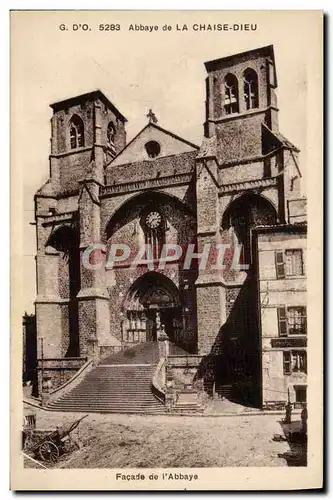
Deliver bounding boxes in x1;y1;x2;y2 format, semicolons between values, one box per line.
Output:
216;113;264;164
196;285;225;355
105;150;197;185
59;149;93;193
36;357;87;395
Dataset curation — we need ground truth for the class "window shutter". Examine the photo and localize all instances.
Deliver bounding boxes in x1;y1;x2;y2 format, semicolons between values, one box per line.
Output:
277;306;287;336
302;307;307;334
275;251;285;279
283;352;291;375
297;250;304;275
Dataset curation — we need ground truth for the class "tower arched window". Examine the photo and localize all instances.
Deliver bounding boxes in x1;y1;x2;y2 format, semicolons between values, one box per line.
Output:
141;208;165;261
224;74;239;115
69;115;84;149
107;121;116;151
243;68;259;110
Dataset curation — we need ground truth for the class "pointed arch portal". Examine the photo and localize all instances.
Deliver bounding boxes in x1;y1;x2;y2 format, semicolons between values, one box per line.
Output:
120;272;183;344
221;193;277;264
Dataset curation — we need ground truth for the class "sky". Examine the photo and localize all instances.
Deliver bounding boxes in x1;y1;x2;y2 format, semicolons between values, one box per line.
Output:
11;11;317;314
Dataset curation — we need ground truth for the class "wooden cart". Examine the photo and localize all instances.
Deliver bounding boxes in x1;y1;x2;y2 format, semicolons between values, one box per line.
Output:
26;414;88;463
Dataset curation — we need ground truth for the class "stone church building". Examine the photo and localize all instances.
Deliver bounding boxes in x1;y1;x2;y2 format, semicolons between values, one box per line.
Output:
34;45;307;409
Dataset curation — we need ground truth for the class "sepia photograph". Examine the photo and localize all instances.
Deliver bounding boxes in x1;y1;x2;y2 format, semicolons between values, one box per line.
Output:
11;10;323;490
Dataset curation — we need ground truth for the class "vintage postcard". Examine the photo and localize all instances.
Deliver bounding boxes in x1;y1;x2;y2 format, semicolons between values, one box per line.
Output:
11;10;323;490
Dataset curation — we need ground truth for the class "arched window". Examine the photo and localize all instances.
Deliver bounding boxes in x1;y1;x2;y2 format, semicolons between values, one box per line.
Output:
107;121;116;150
69;115;84;149
222;194;277;266
224;74;239;115
141;208;165;261
243;68;259;110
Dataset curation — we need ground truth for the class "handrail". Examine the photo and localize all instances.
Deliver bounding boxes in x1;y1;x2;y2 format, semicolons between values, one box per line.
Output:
151;357;166;404
46;358;94;404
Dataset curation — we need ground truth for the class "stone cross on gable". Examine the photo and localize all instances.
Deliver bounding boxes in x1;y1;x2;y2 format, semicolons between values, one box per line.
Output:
146;109;158;124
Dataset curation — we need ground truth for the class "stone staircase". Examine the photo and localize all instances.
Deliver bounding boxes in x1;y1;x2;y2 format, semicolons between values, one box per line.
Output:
47;362;165;414
46;342;197;414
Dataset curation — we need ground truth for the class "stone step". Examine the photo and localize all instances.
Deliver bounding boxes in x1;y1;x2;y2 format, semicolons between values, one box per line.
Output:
57;393;154;396
47;342;195;414
47;347;164;413
54;398;160;404
48;404;164;409
47;400;164;407
46;401;163;411
46;407;166;414
62;385;153;390
66;379;152;382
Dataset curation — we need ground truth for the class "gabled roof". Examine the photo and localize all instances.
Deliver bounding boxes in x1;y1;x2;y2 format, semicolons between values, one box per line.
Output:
107;122;199;167
273;131;300;153
50;90;127;123
263;123;300;153
119;122;199;155
35;179;56;197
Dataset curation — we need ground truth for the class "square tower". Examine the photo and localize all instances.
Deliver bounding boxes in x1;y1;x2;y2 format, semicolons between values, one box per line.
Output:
204;45;278;165
49;90;127;193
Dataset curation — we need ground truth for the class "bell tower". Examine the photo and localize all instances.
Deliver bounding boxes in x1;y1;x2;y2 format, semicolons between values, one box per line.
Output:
195;45;301;366
204;45;279;165
35;91;127;363
49;90;127;193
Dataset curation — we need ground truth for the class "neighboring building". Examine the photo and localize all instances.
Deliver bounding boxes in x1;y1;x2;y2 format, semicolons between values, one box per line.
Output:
33;45;307;407
254;225;307;409
22;313;37;384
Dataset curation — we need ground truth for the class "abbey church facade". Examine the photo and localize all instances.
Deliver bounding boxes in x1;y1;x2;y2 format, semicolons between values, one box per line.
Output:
34;45;307;409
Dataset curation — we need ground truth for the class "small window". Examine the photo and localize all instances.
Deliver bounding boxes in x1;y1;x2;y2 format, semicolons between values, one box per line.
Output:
224;74;239;115
243;68;259;110
277;306;307;336
283;351;307;375
285;249;304;276
107;121;116;151
69;115;84;149
287;306;307;335
145;141;161;159
275;249;304;279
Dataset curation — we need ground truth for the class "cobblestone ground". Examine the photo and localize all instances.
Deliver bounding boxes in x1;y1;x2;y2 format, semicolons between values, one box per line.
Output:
23;406;303;468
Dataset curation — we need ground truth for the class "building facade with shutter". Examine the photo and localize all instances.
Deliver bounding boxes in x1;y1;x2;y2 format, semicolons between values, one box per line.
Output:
254;225;307;409
34;45;307;408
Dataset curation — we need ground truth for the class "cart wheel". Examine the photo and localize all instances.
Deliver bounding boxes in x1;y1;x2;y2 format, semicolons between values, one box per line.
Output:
39;441;59;462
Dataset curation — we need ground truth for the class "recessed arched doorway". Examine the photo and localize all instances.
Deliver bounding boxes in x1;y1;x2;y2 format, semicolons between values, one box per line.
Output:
47;224;80;357
121;272;183;345
221;193;277;267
